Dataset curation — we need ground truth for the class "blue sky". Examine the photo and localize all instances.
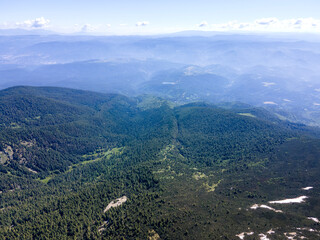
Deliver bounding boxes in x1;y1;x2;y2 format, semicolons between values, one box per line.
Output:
1;0;320;34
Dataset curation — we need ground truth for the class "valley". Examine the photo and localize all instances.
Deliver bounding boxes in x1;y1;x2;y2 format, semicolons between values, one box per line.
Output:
2;1;320;239
1;34;320;126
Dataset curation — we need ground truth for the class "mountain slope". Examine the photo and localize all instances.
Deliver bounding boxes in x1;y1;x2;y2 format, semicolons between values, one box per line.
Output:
0;87;320;239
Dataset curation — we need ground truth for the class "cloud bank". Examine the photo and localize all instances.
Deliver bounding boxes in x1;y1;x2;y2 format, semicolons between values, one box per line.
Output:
199;21;208;27
16;17;50;28
80;24;97;32
136;21;149;27
1;17;319;34
210;18;320;32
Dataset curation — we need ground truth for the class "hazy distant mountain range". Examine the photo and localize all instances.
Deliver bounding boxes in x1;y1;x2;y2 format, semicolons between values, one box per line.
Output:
1;32;320;125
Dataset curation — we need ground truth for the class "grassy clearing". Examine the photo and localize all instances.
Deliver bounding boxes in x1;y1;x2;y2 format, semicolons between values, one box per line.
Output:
153;169;166;174
274;113;288;121
66;147;123;173
192;172;207;180
10;123;21;129
39;176;53;184
203;180;221;192
148;229;161;240
0;153;8;164
38;147;124;183
159;144;175;161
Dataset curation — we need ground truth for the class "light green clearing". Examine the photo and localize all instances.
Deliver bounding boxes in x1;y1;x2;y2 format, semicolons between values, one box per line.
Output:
82;147;122;159
238;113;256;118
161;176;174;180
0;152;8;164
39;147;123;183
274;113;288;121
148;229;161;240
153;166;177;176
192;172;207;180
67;147;123;173
286;137;299;141
10;123;21;129
153;169;166;174
159;144;175;161
203;180;221;192
192;171;221;192
39;176;53;184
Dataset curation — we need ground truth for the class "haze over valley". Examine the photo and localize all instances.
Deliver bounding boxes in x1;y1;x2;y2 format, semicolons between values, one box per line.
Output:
1;33;320;125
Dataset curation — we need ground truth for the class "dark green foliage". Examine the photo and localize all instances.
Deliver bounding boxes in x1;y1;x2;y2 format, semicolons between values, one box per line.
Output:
175;104;291;167
0;86;320;239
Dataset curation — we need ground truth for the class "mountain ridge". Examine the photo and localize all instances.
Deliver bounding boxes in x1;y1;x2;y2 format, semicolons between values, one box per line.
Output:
0;86;320;239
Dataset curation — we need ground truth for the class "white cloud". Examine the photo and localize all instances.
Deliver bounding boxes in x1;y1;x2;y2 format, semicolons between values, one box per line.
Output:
211;18;320;32
16;17;50;29
0;22;9;28
199;21;208;27
262;82;276;87
80;24;97;32
255;18;278;25
136;21;149;27
69;23;109;33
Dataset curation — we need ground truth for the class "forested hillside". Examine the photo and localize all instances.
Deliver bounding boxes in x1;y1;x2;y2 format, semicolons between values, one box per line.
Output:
0;86;320;239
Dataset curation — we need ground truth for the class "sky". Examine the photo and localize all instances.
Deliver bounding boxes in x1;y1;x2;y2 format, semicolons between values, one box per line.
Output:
0;0;320;34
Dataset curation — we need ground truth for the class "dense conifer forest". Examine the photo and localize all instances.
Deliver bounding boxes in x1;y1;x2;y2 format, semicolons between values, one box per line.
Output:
0;86;320;239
